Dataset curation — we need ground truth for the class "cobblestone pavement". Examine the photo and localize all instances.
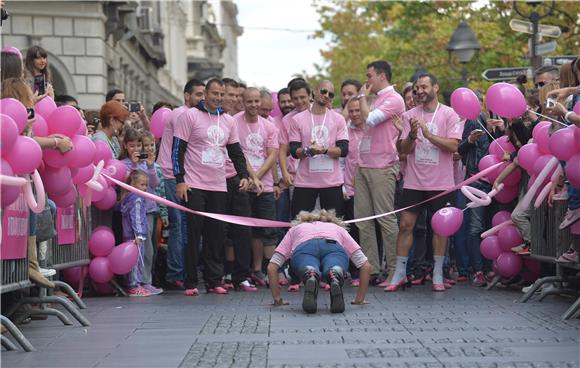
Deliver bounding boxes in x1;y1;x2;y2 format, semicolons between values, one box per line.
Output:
2;283;579;367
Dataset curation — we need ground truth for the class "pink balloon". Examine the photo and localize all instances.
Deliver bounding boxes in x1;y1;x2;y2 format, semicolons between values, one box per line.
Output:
150;107;171;139
34;96;57;119
575;126;580;153
478;155;500;181
43;148;71;168
93;140;113;165
489;136;515;158
108;241;139;275
104;159;128;182
534;123;551;154
485;83;526;118
51;189;77;208
69;135;96;168
73;164;95;185
271;91;281;118
498;224;523;252
492;211;511;227
62;266;83;284
496;252;522;278
4;136;42;175
0;114;19;154
31;113;49;137
89;226;115;257
574;102;580;115
78;120;87;136
92;281;115;295
532;154;555;177
1;159;20;208
41;166;72;196
93;186;117;210
520;258;541;283
565;153;580;188
88;257;114;283
501;164;522;186
517;143;541;172
431;207;464;237
494;185;518;204
450;88;481;120
86;176;109;203
0;98;27;133
47;105;82;138
480;235;502;261
532;121;550;141
549;126;576;162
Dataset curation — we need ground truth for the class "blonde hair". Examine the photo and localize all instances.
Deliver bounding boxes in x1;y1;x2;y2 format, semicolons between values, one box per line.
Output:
292;209;348;230
538;81;560;115
1;77;34;108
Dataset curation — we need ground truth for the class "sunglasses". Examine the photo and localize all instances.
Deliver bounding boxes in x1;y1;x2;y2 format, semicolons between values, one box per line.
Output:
26;107;35;119
319;88;335;99
534;81;546;89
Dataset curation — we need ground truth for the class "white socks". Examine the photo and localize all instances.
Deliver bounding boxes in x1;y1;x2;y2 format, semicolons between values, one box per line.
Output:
433;255;445;285
390;256;408;285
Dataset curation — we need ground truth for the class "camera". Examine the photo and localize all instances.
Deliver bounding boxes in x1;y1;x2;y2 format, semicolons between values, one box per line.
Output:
545;98;556;109
138;152;149;160
33;75;46;95
124;101;141;113
0;8;9;26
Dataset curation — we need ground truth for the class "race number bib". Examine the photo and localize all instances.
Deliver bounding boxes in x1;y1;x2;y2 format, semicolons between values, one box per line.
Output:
201;147;225;167
359;136;371;153
309;155;334;173
415;142;439;166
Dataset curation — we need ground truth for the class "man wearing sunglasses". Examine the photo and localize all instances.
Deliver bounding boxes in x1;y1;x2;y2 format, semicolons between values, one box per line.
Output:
288;80;349;218
533;65;559;90
354;60;406;285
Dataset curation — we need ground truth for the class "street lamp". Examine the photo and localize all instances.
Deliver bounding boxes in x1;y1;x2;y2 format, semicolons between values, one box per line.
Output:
447;20;480;87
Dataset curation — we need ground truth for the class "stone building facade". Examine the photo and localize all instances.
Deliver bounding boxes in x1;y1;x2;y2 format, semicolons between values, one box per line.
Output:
0;0;241;110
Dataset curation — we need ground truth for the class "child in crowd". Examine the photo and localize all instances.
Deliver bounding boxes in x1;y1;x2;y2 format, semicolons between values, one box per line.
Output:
24;45;54;100
121;170;153;297
120;128;163;295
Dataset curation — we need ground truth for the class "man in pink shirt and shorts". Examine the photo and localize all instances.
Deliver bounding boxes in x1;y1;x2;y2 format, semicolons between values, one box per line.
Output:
387;73;463;292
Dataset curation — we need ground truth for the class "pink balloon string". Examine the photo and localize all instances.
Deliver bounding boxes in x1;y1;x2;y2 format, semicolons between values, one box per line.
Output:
527;109;568;128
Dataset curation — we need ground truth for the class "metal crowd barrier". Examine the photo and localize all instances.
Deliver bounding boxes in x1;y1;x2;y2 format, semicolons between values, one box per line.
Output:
519;199;580;320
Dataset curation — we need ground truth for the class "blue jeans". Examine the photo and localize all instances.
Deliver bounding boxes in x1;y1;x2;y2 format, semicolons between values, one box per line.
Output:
568;186;580;210
458;182;488;274
290;239;349;281
453;190;471;276
164;179;185;282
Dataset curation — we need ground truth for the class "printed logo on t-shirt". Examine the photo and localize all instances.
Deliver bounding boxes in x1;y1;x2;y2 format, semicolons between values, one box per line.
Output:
245;132;264;154
207;125;226;145
311;125;329;146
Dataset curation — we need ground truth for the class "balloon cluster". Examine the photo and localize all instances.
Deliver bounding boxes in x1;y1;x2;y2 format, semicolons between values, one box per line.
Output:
63;227;139;293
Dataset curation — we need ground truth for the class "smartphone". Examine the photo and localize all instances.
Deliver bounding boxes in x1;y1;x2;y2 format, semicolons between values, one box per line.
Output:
33;75;46;95
545;98;556;109
138;152;149;160
124;101;141;113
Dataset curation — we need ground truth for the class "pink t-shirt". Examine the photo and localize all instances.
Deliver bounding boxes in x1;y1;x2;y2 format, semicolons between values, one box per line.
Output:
173;108;239;192
274;221;362;260
401;103;463;191
157;105;188;179
235;113;279;193
289;109;348;188
279;110;300;175
358;86;405;169
344;124;364;196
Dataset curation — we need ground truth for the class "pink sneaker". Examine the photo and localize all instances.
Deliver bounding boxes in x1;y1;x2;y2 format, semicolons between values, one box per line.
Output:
127;286;151;297
556;249;579;263
472;272;486;287
350;278;360;287
207;286;228;295
287;284;300;292
184;288;199;296
560;208;580;230
142;284;163;295
377;279;390;288
237;280;258;292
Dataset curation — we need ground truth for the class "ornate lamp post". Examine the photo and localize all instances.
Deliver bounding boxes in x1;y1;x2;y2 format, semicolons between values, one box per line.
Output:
447;20;480;87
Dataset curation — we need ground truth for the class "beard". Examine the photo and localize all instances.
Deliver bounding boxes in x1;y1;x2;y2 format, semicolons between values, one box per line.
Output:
280;106;293;115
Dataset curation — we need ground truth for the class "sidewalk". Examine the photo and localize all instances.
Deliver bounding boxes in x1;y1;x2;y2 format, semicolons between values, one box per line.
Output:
2;284;579;367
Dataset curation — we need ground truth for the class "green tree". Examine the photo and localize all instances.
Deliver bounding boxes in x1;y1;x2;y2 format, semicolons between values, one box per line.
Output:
309;1;579;100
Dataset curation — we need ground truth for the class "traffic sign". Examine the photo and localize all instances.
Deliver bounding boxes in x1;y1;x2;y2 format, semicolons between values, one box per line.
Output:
509;19;562;38
543;55;578;66
535;40;557;55
481;67;532;81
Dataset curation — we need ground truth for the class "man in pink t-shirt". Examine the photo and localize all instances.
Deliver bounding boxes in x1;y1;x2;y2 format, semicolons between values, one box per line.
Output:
235;88;279;287
354;60;406;283
156;78;204;288
387;73;463;293
172;78;251;296
289;80;349;219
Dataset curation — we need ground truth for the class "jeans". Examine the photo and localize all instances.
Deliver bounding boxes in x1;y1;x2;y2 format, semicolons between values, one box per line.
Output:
290;239;349;282
458;181;489;274
568;186;580;210
453;190;471;276
164;179;185;283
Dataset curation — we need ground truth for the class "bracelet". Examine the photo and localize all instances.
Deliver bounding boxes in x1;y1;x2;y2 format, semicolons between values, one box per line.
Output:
564;111;574;123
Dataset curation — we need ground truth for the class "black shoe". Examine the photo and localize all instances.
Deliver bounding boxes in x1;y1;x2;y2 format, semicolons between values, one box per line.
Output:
302;275;318;314
329;278;345;313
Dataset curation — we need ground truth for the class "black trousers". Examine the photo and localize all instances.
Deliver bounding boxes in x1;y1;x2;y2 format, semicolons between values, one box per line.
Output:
184;188;226;289
225;176;253;284
291;186;344;219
